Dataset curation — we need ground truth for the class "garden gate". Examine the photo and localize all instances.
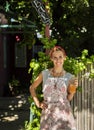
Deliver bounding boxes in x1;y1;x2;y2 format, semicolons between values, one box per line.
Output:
72;64;94;130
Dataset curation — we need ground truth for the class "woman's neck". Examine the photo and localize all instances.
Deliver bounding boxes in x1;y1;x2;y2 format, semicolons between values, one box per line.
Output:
53;67;64;73
51;67;65;77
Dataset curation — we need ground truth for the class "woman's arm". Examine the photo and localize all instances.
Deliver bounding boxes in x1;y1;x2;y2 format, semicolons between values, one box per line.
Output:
29;73;43;108
67;93;75;101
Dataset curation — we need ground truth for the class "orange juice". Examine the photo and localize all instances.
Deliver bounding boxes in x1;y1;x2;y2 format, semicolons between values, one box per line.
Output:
68;84;76;94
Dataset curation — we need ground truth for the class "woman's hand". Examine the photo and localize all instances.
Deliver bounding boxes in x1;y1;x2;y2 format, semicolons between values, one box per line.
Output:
73;77;78;88
39;101;48;110
69;77;78;87
67;77;78;95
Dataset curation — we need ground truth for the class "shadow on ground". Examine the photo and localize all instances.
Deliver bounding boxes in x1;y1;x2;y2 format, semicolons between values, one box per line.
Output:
0;94;30;130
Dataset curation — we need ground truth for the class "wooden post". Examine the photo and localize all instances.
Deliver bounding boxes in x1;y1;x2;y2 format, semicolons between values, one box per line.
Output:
45;24;50;38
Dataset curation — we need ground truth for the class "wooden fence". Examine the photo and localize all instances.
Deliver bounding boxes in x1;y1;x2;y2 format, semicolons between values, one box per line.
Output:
71;64;94;130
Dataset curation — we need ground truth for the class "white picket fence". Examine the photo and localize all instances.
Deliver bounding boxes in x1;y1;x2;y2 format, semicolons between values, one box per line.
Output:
71;64;94;130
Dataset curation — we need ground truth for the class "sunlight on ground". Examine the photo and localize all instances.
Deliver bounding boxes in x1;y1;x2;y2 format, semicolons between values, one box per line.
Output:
8;99;25;110
1;114;19;122
0;95;28;123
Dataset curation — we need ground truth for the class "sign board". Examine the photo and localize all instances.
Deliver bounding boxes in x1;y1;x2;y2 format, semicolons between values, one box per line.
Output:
31;0;50;25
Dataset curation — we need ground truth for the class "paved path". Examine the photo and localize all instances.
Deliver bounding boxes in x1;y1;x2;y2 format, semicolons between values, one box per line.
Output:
0;94;30;130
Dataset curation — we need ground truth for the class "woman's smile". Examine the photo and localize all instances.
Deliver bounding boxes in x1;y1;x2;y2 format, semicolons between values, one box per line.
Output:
51;51;65;67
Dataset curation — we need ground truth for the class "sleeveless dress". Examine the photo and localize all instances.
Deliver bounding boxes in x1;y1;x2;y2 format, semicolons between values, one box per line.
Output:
40;69;76;130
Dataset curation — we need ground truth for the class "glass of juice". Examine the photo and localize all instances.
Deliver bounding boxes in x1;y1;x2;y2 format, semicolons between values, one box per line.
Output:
68;77;77;94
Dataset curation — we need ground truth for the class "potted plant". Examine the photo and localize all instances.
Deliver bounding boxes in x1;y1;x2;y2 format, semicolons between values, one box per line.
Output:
9;75;20;96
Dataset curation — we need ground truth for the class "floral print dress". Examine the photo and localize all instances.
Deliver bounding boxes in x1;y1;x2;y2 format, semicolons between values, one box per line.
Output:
40;69;76;130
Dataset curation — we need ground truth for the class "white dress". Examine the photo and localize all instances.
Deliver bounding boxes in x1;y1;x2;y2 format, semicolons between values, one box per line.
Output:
40;69;76;130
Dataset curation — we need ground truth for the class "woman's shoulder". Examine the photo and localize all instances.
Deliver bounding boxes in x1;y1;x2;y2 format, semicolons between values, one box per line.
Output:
65;72;73;76
64;71;74;78
42;69;49;73
42;69;51;77
42;69;50;86
42;68;52;72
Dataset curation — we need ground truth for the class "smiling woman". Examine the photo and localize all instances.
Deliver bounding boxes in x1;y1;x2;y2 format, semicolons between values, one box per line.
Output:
29;46;78;130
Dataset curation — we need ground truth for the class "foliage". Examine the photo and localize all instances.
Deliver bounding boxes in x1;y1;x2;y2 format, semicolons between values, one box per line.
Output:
1;0;94;129
8;75;21;96
50;0;94;56
1;0;94;56
9;75;20;87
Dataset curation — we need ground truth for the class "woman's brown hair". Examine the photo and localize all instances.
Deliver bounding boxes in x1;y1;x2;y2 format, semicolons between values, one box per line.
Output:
49;46;66;58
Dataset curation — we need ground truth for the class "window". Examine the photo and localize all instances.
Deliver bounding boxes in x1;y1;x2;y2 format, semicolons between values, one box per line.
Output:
15;43;27;67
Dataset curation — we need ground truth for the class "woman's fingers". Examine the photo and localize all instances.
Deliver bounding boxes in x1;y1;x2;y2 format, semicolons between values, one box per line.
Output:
39;102;48;110
74;79;78;87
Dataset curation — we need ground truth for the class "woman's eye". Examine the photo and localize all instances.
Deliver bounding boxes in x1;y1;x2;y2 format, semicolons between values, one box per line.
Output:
53;57;57;60
53;56;63;60
59;56;63;59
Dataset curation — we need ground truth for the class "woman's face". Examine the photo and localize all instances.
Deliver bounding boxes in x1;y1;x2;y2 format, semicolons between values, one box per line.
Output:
51;50;66;67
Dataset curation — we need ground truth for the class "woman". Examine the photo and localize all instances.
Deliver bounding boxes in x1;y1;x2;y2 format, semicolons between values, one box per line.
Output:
29;46;78;130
